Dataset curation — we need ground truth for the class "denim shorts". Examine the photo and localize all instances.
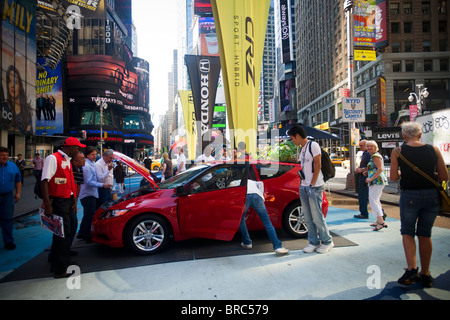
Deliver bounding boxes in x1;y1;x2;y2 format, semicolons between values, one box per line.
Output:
400;189;440;237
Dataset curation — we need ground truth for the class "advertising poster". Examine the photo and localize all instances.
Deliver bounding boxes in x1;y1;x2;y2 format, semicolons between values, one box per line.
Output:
194;0;213;16
279;0;293;63
35;57;64;135
375;0;388;49
178;90;197;160
416;108;450;165
199;17;219;56
353;0;376;61
1;0;37;134
184;55;221;154
377;75;387;127
211;0;270;156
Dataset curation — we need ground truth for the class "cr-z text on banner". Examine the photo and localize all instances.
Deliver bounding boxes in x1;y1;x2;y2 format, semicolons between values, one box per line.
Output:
184;55;221;154
211;0;270;157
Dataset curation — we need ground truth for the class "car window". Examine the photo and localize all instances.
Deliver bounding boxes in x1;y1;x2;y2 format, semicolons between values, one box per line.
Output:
190;164;246;194
255;163;293;181
158;165;209;189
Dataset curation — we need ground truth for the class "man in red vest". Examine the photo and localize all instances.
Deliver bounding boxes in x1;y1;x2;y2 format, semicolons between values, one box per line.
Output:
41;137;85;278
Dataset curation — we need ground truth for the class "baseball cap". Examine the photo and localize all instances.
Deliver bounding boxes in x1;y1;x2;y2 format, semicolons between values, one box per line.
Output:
63;137;86;148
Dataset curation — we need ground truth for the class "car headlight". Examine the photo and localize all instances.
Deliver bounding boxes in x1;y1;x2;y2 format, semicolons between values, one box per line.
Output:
100;209;130;219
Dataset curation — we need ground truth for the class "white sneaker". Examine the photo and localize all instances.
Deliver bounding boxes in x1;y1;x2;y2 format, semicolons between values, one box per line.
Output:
275;247;289;255
303;244;319;253
316;242;334;254
240;242;252;249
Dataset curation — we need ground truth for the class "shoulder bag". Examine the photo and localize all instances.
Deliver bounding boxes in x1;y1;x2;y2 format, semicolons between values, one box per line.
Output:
394;148;450;214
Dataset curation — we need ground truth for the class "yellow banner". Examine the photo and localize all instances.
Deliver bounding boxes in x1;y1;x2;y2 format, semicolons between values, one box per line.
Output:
211;0;270;156
178;91;197;159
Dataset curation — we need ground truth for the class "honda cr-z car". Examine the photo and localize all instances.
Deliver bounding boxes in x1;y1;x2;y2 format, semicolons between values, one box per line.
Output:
91;152;313;255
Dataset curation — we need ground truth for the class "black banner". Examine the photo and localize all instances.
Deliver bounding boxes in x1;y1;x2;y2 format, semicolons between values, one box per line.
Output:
184;55;221;154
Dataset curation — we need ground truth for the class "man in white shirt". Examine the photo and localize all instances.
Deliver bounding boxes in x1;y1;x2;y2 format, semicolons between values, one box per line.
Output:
95;149;114;205
288;124;333;254
176;147;187;175
195;145;215;164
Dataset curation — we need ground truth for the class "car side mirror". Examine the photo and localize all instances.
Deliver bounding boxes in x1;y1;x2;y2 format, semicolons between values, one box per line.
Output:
174;186;187;196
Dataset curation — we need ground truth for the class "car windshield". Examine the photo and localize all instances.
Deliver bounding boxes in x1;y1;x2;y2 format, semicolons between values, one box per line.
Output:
157;164;209;189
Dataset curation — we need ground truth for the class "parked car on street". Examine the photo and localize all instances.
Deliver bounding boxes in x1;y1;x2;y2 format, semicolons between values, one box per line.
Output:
91;152;313;255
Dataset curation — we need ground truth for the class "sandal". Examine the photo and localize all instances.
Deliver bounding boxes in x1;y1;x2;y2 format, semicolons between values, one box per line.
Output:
373;223;388;231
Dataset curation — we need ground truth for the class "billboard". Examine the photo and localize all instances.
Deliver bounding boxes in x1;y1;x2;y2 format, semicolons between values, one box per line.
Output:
199;17;219;56
353;0;376;61
194;0;213;16
1;0;37;134
279;0;293;63
35;57;64;135
375;0;388;49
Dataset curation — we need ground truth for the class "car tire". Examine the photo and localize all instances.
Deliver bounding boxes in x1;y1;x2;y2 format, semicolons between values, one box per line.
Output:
124;214;172;255
282;201;308;238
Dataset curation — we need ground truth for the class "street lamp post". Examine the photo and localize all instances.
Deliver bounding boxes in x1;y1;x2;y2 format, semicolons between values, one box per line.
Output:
408;84;429;115
344;0;356;190
95;96;108;155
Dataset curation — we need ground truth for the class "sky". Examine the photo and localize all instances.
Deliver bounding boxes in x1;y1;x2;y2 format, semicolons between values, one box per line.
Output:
132;0;179;128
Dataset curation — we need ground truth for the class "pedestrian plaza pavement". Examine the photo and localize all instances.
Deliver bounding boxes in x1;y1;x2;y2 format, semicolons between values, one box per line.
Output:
1;173;449;301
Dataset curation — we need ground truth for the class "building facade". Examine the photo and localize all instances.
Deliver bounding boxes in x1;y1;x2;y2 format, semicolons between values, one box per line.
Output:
293;0;450;157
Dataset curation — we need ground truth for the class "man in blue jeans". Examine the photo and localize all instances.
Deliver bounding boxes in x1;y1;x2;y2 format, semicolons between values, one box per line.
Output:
0;147;22;250
354;140;371;219
239;164;289;255
288;125;334;254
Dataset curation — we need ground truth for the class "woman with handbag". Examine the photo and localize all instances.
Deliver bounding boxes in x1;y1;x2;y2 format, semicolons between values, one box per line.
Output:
365;140;388;231
390;122;449;288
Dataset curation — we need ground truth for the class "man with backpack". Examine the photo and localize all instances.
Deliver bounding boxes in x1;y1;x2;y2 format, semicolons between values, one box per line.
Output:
288;124;334;254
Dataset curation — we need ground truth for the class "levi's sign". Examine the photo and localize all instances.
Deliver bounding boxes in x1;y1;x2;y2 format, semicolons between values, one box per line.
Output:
342;97;366;122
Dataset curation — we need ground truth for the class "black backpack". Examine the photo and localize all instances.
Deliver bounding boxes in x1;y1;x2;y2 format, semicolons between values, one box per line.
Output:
308;141;335;182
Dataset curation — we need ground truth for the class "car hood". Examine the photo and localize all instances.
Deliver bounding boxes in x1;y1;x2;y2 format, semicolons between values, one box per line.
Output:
113;151;159;190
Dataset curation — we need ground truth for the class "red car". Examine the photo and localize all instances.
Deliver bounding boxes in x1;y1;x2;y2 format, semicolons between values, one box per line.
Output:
91;152;313;255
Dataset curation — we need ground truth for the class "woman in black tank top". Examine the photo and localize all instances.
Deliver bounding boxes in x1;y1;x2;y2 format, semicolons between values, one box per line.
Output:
390;122;448;288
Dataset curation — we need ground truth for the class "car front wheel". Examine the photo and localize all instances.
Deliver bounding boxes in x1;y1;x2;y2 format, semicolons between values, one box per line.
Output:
282;201;308;238
124;214;172;255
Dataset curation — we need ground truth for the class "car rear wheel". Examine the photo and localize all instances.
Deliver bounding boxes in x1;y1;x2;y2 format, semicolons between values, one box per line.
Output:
124;214;171;255
282;201;308;238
